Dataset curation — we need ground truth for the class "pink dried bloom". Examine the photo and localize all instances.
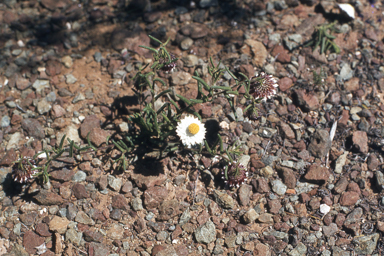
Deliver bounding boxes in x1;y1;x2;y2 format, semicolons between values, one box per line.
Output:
159;53;177;73
12;157;37;183
222;162;248;188
249;72;278;100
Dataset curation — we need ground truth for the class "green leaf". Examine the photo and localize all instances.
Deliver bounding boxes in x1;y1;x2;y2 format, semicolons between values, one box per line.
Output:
176;94;191;105
139;45;158;53
211;86;232;91
148;35;163;45
87;132;98;151
155;88;171;101
193;76;210;91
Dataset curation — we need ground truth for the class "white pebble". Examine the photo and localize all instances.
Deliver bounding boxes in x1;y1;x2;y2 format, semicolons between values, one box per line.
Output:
320;204;331;215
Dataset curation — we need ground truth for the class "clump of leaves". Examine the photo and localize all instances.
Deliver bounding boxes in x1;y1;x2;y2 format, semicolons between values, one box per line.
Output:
12;135;92;184
305;21;340;54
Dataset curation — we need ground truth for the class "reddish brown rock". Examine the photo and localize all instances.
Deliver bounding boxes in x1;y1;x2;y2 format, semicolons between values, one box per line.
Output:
278;77;293;92
279;121;295;139
0;148;17;166
88;128;109;147
252;178;270;193
34;190;63;205
268;199;282;214
338;109;350;127
352;131;368;154
80;115;101;139
344;77;360;92
72;183;89;199
304;164;330;183
339;191;359;206
143;186;168;209
293;89;320;111
23;231;45;254
276;166;296;189
112;194;129;210
271;45;291;63
35;223;51;237
157;199;180;221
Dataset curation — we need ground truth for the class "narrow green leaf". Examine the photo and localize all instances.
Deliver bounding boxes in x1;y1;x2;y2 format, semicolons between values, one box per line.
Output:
139;45;158;53
148;35;163;45
87;132;98;151
204;140;213;155
192;76;210;91
155;88;171;101
211;86;232;91
176;94;191;105
58;135;66;150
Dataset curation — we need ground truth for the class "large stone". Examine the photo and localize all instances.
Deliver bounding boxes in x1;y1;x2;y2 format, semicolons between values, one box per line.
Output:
194;220;216;244
308;129;331;158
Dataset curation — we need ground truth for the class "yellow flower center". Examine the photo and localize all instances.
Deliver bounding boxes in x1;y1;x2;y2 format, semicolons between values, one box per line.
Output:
188;123;200;135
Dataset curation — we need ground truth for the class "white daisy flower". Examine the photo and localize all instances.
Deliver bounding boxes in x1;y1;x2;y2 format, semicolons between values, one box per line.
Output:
176;115;206;148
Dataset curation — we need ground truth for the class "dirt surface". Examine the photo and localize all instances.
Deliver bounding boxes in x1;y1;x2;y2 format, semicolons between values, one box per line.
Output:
1;0;384;255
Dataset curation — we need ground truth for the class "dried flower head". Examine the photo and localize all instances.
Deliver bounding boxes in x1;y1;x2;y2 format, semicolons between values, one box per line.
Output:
12;157;37;183
176;115;206;148
159;53;177;73
249;72;278;100
222;162;248;188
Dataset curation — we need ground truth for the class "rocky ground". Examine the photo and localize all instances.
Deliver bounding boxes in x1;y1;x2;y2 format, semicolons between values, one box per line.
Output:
1;0;384;255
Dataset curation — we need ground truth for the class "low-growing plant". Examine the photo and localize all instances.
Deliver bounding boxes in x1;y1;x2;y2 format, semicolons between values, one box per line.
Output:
12;35;279;188
305;21;340;54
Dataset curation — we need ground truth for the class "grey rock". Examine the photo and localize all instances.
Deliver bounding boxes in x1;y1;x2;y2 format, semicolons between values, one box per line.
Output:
263;230;288;240
72;93;85;103
295;182;318;194
65;74;77;84
5;101;16;108
182;54;198;67
259;127;278;138
180;38;194;50
179;208;191;225
194;220;216;244
269;33;281;43
331;246;350;256
32;79;50;93
214;190;234;209
271;180;287;195
353;233;379;255
72;171;87;182
288;242;307;256
322;223;338;237
375;171;384;191
344;207;363;226
67;204;78;221
94;52;102;62
156;231;169;241
37;98;52;114
131;197;143;211
339;63;353;81
108;175;122;191
65;228;83;246
242;209;259;224
171;71;191;86
46;91;56;102
75;211;95;225
1;115;10;127
7;132;22;150
235;107;244;122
